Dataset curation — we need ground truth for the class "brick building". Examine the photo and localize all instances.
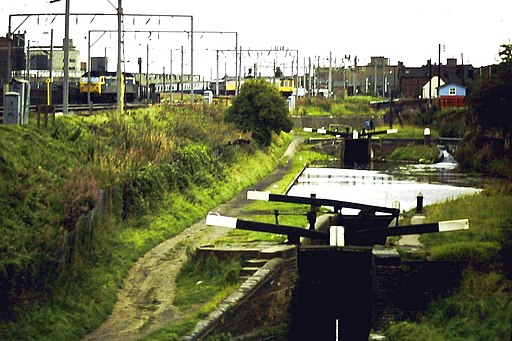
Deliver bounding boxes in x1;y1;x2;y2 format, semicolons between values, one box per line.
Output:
397;58;493;99
0;33;26;86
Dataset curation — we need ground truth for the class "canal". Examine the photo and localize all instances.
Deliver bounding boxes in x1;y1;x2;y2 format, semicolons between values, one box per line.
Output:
287;151;484;340
288;150;483;214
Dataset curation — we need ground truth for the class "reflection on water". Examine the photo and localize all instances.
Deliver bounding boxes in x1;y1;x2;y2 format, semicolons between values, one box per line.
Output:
288;152;482;213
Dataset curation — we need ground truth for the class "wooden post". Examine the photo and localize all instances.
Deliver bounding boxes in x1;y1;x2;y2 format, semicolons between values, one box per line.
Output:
36;105;55;130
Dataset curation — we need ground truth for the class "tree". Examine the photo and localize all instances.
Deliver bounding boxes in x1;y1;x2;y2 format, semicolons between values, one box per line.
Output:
225;78;293;146
467;44;512;150
274;67;283;78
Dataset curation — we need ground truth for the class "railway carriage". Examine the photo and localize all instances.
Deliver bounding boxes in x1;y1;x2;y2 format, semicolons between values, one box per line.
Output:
79;71;137;103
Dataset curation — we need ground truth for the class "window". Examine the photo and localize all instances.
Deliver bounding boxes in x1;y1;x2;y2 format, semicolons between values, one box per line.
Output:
449;87;456;95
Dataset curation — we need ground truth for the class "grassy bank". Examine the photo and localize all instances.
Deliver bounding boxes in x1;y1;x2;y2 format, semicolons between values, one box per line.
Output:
0;106;293;341
387;183;512;340
387;144;441;163
145;131;512;340
140;143;331;340
297;96;385;116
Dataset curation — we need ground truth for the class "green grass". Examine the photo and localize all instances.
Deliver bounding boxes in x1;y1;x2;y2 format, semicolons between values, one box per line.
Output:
139;243;250;340
387;144;440;163
385;271;512;341
0;106;294;341
215;146;331;246
419;184;512;261
376;124;440;139
386;182;512;340
174;254;243;307
297;96;385;116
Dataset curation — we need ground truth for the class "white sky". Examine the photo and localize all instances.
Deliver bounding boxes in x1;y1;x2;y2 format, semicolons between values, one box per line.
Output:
1;0;511;79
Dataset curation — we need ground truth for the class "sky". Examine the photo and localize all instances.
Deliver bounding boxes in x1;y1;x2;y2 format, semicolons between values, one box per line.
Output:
1;0;511;79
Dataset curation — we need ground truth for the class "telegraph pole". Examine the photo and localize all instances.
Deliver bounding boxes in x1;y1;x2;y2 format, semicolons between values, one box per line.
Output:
438;44;441;100
49;29;54;105
63;0;70;114
190;16;194;102
169;50;173;102
216;50;219;96
374;61;377;96
116;0;123;114
328;51;332;98
180;45;184;101
146;44;149;102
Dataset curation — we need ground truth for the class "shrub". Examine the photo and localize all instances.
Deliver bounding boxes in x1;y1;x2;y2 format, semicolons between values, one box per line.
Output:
225;78;293;146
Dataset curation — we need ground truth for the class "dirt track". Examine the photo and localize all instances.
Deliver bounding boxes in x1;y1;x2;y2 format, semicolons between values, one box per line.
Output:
83;137;303;341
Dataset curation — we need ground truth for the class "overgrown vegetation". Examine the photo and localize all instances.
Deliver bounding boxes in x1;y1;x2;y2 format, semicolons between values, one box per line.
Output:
174;253;243;307
385;271;512;341
386;183;512;340
225;78;293;146
297;95;385;116
0;104;292;340
387;144;441;163
456;44;512;179
420;183;512;264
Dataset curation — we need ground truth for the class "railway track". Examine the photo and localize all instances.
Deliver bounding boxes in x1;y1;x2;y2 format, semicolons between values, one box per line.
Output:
0;102;149;119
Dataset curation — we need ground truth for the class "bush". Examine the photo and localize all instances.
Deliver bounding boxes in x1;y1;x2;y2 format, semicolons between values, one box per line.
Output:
225;78;292;146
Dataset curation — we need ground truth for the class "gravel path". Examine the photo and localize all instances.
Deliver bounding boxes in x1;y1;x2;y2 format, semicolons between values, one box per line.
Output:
83;137;304;341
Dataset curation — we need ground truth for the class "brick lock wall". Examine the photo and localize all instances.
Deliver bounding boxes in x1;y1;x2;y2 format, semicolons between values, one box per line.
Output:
372;253;469;329
214;257;297;339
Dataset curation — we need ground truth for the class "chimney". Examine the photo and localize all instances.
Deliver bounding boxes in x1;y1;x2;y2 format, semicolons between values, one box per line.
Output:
447;58;457;67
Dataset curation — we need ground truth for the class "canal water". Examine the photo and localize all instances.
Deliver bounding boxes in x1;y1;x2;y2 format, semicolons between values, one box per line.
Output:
288;151;482;214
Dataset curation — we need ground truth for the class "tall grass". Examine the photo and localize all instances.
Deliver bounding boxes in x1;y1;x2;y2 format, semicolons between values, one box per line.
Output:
387;144;440;163
0;105;293;341
215;146;331;245
297;96;384;116
420;185;512;262
385;271;512;341
386;183;512;340
174;254;243;307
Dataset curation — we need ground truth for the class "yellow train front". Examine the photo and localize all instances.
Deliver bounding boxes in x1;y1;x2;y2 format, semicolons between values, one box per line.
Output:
278;77;294;97
80;71;136;103
265;77;295;97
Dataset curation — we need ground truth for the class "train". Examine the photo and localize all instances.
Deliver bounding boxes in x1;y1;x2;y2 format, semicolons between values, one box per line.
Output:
79;71;137;103
78;72;296;103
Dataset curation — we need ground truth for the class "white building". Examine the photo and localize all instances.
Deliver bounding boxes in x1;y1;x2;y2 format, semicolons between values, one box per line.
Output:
28;39;82;80
422;76;445;99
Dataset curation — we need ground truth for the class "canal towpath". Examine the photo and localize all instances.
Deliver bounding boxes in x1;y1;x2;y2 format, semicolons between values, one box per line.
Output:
83;136;304;341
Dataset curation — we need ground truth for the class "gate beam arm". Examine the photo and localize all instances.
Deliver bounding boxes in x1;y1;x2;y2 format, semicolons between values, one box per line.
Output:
303;127;397;138
347;219;469;238
206;213;329;242
247;191;399;217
